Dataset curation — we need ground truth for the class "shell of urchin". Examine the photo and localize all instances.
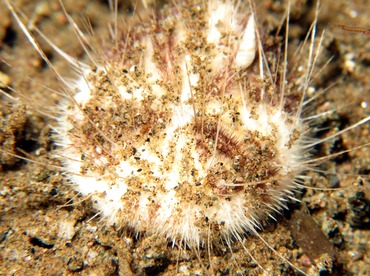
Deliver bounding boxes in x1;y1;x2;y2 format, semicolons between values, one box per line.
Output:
55;0;312;249
5;0;370;274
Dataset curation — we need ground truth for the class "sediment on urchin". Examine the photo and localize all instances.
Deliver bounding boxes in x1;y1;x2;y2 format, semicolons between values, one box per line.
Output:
55;0;312;249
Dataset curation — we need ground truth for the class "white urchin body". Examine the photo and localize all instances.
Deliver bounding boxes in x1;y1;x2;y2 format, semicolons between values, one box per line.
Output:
56;0;309;248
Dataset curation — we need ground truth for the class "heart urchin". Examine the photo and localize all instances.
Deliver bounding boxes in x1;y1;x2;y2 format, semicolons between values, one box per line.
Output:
4;0;370;274
56;0;308;248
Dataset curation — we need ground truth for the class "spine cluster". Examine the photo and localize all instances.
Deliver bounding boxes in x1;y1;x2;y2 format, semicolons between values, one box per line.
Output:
58;0;309;248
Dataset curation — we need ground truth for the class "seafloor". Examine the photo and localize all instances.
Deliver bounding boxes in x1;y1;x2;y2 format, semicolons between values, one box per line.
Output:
0;0;369;275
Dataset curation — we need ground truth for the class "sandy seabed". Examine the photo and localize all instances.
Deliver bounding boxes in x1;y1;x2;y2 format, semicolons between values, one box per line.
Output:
0;0;369;275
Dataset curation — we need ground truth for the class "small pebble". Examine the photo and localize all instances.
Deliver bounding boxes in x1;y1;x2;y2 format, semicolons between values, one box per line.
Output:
0;71;11;88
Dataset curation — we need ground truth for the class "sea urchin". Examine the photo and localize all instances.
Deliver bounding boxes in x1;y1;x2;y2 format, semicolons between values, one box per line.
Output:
3;0;370;274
